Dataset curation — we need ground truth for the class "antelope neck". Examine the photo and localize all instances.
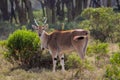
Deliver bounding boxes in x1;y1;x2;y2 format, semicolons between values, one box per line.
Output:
41;30;49;49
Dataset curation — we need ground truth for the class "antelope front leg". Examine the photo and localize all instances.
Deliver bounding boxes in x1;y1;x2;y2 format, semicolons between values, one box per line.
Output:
52;54;57;72
59;54;65;72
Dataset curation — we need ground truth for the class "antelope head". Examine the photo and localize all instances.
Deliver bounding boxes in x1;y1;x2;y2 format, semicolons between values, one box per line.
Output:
32;19;48;36
32;19;49;50
32;24;48;37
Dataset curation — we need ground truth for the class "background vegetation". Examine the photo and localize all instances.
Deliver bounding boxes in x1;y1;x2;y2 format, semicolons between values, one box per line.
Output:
0;0;120;80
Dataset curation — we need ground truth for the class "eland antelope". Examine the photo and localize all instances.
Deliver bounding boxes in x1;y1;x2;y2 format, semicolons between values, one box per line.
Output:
32;23;89;72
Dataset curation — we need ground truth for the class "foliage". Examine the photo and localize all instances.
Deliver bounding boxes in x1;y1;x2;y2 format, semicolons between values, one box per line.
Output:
0;40;7;47
81;8;120;42
5;28;40;67
0;21;20;40
64;22;78;30
118;43;120;49
87;41;109;67
65;53;92;70
87;40;109;56
47;22;78;31
33;10;43;25
104;52;120;79
105;65;120;80
110;52;120;66
65;53;82;69
93;41;108;55
78;20;91;30
33;10;43;19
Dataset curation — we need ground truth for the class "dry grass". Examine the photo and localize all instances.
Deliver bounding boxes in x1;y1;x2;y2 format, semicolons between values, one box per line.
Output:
0;43;119;80
0;64;104;80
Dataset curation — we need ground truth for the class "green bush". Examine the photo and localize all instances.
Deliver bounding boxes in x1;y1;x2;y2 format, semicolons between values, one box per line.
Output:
78;20;91;30
64;22;78;30
118;43;120;50
104;52;120;79
93;42;108;55
110;52;120;66
0;21;20;39
87;40;108;56
0;40;7;47
81;8;120;42
105;65;120;80
86;41;109;67
5;28;40;67
65;53;82;69
65;53;92;70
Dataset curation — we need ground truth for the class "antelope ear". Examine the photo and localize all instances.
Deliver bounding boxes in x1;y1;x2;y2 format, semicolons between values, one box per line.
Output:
32;25;38;30
43;24;49;30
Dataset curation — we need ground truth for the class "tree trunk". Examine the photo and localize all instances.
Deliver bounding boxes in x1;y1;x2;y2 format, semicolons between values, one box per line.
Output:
15;0;27;25
10;0;18;23
74;0;83;17
45;0;56;24
83;0;88;9
51;0;56;24
65;0;73;22
39;0;45;17
23;0;34;24
61;1;65;21
52;7;56;24
0;0;9;21
46;6;52;23
116;0;120;9
107;0;111;7
87;0;91;8
56;0;65;21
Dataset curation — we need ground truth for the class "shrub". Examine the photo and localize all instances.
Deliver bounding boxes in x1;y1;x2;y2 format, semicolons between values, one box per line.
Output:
104;52;120;79
81;8;120;42
5;28;40;67
93;41;109;65
65;53;92;70
110;52;120;66
93;41;108;55
86;45;94;57
0;21;19;39
86;40;109;56
118;43;120;50
86;41;109;67
65;53;82;69
0;40;7;47
105;65;120;80
64;22;78;30
78;20;91;30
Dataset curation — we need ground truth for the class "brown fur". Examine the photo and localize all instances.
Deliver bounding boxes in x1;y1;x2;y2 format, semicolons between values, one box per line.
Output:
32;25;89;72
45;29;88;59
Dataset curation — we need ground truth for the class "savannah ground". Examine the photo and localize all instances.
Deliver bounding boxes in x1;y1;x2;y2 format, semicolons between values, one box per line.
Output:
0;42;119;80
